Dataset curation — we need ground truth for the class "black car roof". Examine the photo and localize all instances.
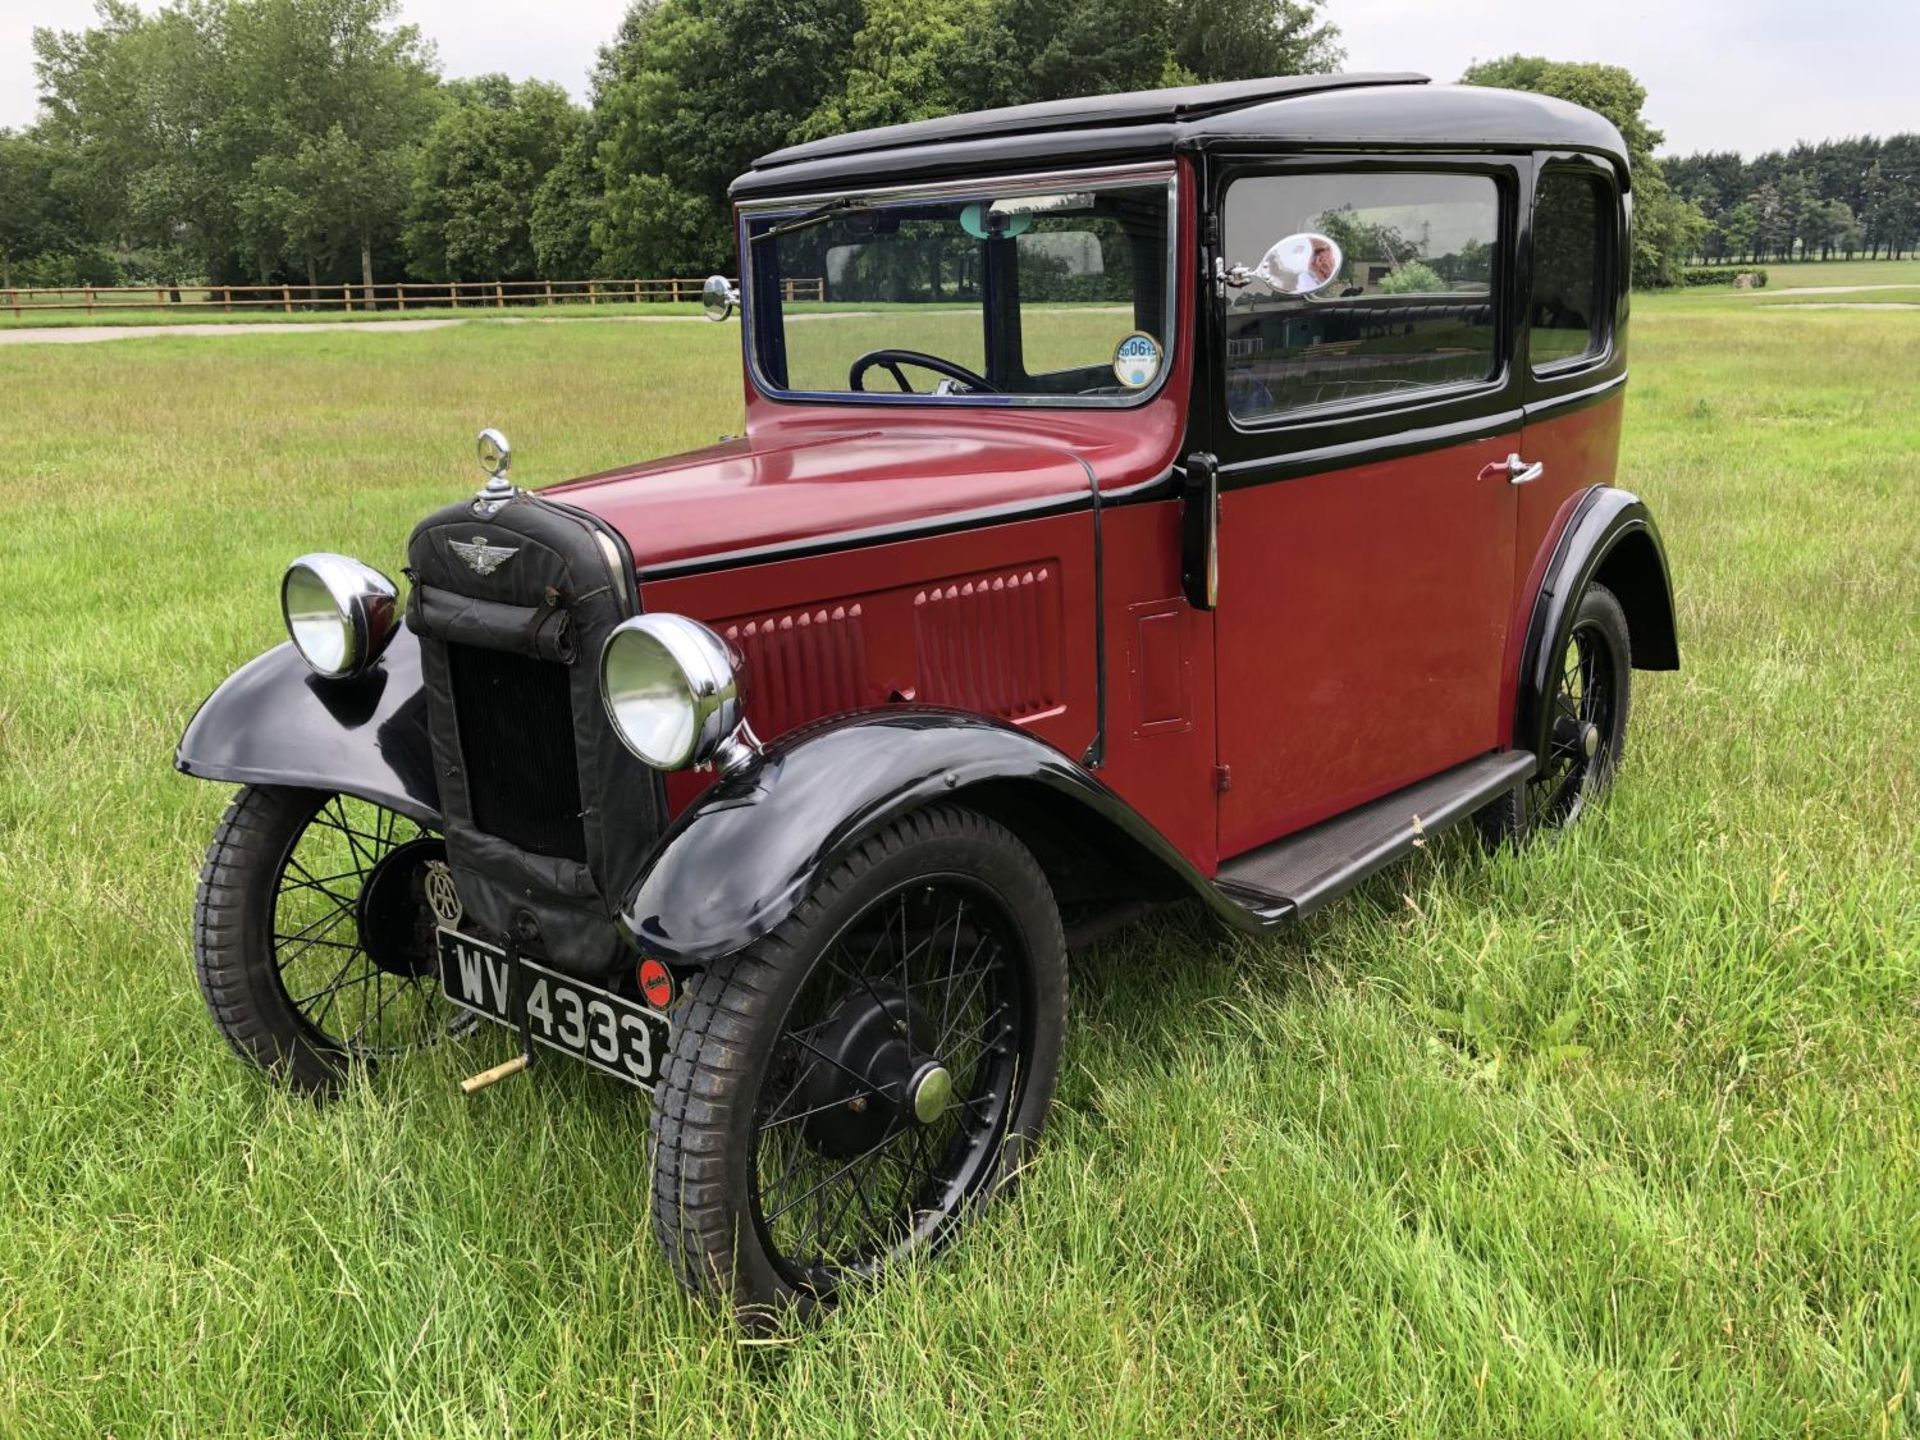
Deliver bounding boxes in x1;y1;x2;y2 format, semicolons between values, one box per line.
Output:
732;76;1632;199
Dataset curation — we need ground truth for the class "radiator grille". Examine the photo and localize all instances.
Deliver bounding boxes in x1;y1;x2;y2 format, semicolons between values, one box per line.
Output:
914;567;1063;719
446;644;587;862
723;604;869;739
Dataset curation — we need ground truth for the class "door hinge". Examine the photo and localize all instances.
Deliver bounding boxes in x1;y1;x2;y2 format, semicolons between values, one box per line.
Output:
1214;763;1232;793
1181;452;1220;612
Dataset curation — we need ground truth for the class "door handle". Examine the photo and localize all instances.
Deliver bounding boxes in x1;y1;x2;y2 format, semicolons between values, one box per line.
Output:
1502;452;1545;486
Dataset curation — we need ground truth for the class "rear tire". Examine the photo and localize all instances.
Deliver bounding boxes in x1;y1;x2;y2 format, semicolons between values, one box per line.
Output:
1477;583;1633;847
647;804;1067;1329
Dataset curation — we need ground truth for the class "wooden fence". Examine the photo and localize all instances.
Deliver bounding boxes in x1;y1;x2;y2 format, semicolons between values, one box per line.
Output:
4;276;825;317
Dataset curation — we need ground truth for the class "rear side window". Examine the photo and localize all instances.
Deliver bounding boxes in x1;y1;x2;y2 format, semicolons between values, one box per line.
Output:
1530;169;1613;371
1221;172;1501;423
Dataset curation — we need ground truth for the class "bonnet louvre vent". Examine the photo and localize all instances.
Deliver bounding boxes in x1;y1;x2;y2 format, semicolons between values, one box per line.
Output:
914;567;1063;720
723;605;870;739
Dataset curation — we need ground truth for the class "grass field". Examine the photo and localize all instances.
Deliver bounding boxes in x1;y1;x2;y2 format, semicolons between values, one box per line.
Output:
1754;289;1920;307
1;289;1915;1437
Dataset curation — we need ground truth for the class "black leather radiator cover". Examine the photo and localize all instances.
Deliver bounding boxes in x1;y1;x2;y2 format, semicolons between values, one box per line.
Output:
404;491;664;978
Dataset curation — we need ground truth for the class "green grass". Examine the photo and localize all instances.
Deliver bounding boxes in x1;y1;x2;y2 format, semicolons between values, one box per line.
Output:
1754;288;1920;307
1;291;1916;1437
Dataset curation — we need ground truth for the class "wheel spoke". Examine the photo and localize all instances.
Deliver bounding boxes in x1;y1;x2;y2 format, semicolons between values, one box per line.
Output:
261;795;455;1056
757;1088;872;1134
935;900;966;1040
280;857;360;907
748;876;1029;1282
940;1002;1009;1074
897;894;913;1001
274;933;358;952
316;800;387;875
357;967;390;1046
954;1090;997;1123
933;937;997;1055
307;959;375;1029
763;1123;909;1226
272;906;355;970
787;1031;897;1100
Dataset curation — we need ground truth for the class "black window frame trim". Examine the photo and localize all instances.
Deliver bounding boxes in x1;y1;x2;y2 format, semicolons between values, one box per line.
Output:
1525;152;1623;383
735;161;1182;412
1198;149;1529;489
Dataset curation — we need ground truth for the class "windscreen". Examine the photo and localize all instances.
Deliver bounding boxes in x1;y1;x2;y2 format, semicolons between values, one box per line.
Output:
743;174;1175;405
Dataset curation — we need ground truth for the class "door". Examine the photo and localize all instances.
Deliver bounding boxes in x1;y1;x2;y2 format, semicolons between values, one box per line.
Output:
1208;160;1525;857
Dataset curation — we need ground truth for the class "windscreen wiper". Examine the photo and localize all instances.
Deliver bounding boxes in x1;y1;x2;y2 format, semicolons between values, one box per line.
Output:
750;196;877;245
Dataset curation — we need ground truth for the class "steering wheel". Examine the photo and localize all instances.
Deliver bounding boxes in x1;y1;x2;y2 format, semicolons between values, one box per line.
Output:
848;349;999;395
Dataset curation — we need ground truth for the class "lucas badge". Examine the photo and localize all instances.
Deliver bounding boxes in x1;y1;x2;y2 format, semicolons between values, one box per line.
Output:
449;535;518;576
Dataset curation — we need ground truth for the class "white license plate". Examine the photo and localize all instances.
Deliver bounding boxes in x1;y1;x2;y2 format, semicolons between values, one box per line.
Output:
437;928;669;1090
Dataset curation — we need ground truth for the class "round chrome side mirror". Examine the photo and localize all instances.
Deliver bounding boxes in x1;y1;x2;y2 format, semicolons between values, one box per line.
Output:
1253;232;1344;296
701;275;740;322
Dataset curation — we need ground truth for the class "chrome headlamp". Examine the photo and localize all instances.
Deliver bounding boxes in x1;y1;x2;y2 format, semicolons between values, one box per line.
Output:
281;553;400;679
600;614;753;771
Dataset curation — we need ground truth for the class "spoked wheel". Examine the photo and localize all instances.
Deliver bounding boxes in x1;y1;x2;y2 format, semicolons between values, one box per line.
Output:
752;879;1026;1287
193;785;471;1092
1478;584;1633;846
650;805;1066;1329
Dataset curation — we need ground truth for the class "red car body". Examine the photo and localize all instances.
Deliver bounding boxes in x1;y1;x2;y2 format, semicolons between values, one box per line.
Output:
180;71;1678;970
545;151;1637;882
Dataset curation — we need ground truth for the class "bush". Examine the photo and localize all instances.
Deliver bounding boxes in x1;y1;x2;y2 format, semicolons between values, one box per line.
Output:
1680;266;1767;289
11;247;124;288
1379;260;1446;294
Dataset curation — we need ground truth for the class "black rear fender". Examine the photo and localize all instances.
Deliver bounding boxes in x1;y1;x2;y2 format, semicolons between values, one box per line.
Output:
1519;486;1678;762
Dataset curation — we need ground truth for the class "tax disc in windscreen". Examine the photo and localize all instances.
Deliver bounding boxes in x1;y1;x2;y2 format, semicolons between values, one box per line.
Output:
1112;332;1163;389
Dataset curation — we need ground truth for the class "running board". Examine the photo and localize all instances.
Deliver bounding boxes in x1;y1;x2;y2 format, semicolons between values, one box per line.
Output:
1213;751;1535;922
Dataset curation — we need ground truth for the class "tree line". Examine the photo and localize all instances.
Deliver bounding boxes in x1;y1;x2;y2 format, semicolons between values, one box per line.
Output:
1;0;1342;291
1663;137;1919;264
1;0;1892;294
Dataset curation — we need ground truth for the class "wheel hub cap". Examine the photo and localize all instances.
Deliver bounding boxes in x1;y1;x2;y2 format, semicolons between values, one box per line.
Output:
354;836;448;978
908;1063;952;1125
800;985;934;1158
1581;721;1600;758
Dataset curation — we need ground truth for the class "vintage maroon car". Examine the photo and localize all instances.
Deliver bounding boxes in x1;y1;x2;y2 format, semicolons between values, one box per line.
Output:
177;72;1675;1324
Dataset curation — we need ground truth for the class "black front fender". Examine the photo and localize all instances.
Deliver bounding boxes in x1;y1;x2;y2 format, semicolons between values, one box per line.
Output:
621;710;1226;964
175;631;440;827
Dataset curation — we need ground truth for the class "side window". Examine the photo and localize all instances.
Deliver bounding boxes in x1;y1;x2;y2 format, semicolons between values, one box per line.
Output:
1530;169;1612;371
1221;172;1502;423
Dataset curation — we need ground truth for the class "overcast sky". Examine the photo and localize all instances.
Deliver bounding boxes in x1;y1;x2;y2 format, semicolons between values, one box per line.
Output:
3;0;1914;155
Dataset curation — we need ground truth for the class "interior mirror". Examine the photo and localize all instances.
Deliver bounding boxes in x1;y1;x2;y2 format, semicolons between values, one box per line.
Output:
1250;232;1344;295
701;274;739;322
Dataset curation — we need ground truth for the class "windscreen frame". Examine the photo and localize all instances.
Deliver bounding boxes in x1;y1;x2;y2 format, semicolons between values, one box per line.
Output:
737;161;1181;410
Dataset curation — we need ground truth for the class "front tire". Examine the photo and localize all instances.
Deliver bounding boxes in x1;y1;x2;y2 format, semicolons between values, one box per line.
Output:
193;785;468;1093
647;804;1067;1329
